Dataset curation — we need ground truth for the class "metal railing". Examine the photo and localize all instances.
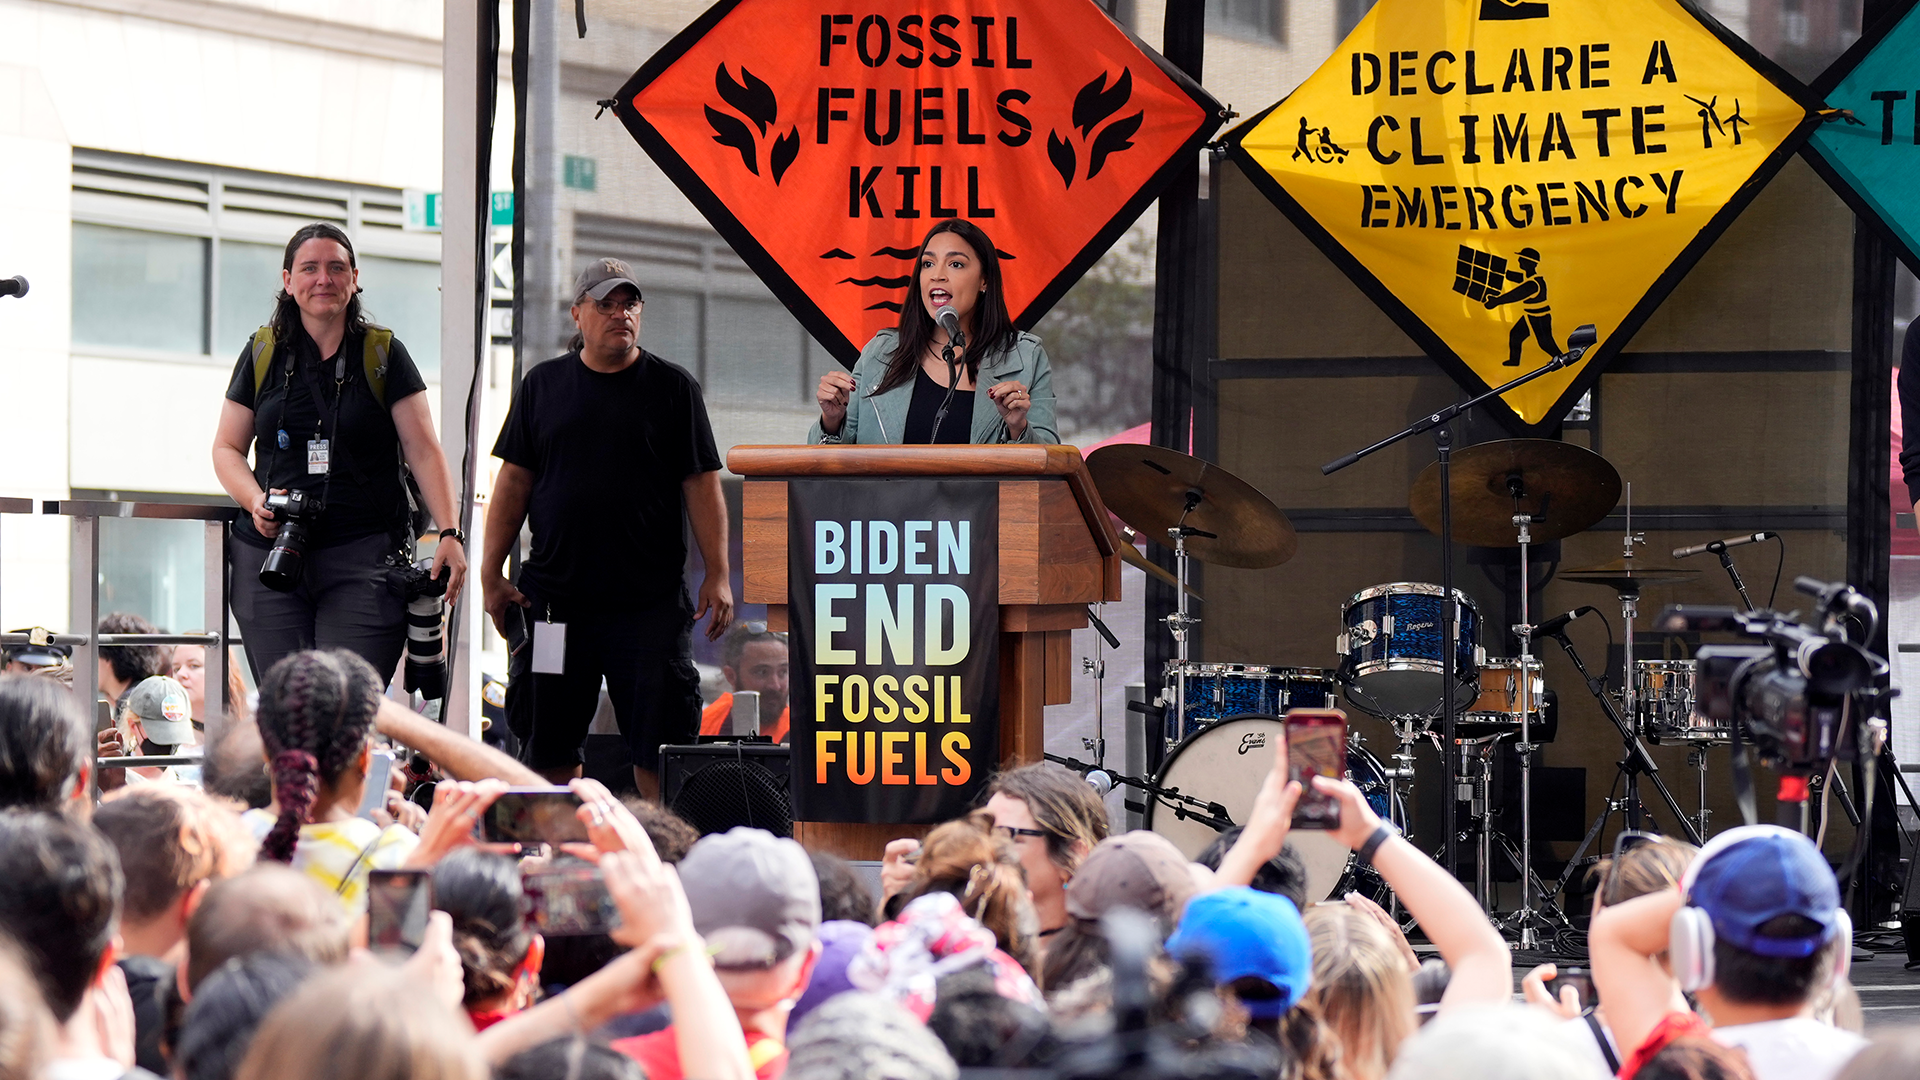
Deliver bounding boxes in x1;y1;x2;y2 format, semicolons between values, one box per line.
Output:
3;499;238;751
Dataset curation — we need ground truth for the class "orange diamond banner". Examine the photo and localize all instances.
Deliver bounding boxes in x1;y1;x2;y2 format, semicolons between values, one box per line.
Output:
612;0;1222;362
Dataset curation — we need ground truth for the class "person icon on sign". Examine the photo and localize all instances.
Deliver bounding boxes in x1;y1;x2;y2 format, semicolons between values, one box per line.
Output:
1485;248;1562;368
1293;115;1314;161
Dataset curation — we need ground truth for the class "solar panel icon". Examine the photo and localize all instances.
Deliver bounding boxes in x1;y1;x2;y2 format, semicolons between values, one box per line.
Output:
1452;246;1509;303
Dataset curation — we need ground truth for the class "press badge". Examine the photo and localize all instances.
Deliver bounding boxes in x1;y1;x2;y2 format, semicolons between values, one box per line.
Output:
306;439;330;475
532;620;567;674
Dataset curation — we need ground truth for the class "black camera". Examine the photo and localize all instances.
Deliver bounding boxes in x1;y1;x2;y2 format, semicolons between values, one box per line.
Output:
389;556;448;699
1657;577;1891;771
259;489;322;592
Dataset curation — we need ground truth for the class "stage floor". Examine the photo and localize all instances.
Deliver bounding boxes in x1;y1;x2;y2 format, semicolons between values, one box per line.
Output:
1851;955;1920;1029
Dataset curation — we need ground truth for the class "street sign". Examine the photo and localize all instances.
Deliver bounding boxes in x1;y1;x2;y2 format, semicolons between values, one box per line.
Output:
1227;0;1819;434
402;190;515;232
609;0;1223;364
564;155;599;191
1802;0;1920;277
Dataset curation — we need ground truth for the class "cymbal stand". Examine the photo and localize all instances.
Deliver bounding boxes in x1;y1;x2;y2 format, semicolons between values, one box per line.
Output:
1162;492;1212;745
1619;486;1643;741
1506;479;1545;948
1324;324;1596;882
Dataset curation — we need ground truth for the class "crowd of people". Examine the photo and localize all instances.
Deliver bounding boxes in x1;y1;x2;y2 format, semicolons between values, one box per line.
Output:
0;643;1916;1080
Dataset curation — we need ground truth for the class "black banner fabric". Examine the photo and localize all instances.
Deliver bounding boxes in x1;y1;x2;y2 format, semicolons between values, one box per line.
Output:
789;479;1000;824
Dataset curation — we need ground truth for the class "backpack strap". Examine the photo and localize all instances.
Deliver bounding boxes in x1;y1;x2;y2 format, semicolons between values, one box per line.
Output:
362;328;393;408
249;327;277;401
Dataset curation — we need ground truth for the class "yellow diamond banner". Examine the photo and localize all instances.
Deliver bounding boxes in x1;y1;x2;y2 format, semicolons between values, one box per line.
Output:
1227;0;1819;432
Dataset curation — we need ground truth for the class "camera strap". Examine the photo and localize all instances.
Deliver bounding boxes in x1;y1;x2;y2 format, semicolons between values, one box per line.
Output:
293;349;346;514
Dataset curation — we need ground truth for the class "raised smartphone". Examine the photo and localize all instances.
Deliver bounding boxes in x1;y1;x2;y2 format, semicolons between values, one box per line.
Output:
482;786;588;845
367;868;431;957
522;863;620;936
357;750;396;819
1285;708;1347;830
1545;966;1596;1011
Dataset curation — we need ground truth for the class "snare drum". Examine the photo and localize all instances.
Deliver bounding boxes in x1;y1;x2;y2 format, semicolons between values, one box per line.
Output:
1146;715;1405;903
1636;660;1722;743
1172;663;1336;734
1339;583;1482;717
1458;658;1544;738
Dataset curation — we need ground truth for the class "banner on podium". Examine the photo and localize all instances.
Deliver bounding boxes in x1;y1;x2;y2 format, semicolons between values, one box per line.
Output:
789;479;1000;823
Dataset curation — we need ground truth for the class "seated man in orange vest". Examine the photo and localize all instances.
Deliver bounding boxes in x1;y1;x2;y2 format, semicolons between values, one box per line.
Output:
700;621;790;743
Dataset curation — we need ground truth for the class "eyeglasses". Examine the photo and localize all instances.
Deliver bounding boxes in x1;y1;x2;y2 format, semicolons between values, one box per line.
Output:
994;825;1048;842
593;296;643;315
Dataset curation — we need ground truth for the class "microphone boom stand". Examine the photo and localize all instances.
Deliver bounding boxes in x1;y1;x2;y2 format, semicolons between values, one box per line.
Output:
1324;326;1596;884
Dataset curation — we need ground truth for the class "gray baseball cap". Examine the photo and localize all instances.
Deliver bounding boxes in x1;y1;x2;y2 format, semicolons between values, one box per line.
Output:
125;675;194;747
572;258;644;303
679;827;821;968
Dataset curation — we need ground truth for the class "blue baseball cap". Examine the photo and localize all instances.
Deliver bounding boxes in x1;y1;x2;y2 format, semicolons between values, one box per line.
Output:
1685;825;1839;959
1166;886;1312;1018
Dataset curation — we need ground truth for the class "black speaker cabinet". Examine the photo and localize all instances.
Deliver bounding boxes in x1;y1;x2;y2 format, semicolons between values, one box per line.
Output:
658;743;792;838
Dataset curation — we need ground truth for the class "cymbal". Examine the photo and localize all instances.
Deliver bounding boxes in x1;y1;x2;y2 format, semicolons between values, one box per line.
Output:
1560;558;1702;591
1117;539;1201;599
1087;444;1295;569
1410;439;1621;547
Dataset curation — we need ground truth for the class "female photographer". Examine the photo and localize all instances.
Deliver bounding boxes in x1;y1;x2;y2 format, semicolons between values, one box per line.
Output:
212;222;466;683
810;218;1056;445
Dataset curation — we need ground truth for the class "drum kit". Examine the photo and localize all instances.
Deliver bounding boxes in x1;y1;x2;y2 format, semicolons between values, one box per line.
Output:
1074;431;1754;945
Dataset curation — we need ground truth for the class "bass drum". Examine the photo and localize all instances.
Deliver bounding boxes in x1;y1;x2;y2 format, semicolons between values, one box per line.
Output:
1144;714;1406;903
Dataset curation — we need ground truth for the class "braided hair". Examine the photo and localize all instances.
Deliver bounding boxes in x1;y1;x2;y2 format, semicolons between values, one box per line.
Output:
254;650;382;863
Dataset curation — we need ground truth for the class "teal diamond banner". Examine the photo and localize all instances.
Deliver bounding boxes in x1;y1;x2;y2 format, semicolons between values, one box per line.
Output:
1804;0;1920;275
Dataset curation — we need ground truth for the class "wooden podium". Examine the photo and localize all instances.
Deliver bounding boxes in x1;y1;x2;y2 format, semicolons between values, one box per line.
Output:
726;444;1122;860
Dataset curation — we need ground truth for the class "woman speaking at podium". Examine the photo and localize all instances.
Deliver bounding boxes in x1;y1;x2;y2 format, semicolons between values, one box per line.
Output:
811;219;1057;446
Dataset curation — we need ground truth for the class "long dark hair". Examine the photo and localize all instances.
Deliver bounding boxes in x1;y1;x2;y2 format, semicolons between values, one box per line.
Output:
874;219;1018;395
254;650;381;863
270;223;372;344
431;849;536;1008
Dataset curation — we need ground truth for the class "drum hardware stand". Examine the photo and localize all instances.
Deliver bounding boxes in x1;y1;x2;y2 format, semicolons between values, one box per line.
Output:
1325;324;1597;882
1082;603;1122;770
1043;752;1236;832
1508;482;1545;949
1544;626;1703;904
1160;494;1212;745
1687;745;1712;838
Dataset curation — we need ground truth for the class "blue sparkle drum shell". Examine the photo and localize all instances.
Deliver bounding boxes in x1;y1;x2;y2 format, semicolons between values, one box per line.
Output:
1338;583;1481;718
1171;663;1336;737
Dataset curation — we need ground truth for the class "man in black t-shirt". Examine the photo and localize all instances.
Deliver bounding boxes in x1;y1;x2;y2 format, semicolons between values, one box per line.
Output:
482;258;733;796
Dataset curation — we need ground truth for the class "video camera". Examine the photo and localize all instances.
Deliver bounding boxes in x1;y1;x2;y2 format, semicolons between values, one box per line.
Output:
1656;576;1893;773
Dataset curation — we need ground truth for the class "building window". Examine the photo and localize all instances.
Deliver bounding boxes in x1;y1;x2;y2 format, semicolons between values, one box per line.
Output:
1336;0;1377;41
70;151;443;376
72;224;208;354
1209;0;1285;44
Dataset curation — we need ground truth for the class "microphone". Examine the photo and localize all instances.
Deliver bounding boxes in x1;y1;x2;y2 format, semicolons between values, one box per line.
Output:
1529;606;1595;639
933;304;966;349
0;276;27;299
1672;532;1775;559
1085;770;1114;796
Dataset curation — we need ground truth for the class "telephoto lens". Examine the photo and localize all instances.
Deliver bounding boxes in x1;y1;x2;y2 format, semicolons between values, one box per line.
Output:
402;558;449;699
258;491;319;592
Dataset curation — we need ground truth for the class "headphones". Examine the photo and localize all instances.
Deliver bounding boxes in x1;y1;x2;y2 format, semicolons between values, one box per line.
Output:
1667;825;1850;993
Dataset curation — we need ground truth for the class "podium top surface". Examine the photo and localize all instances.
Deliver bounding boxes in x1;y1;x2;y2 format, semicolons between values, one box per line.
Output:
727;444;1090;479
